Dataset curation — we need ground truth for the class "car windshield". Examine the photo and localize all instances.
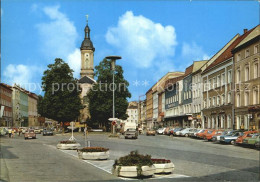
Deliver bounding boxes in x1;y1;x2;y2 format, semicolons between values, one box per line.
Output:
208;131;213;134
29;130;34;133
252;134;259;138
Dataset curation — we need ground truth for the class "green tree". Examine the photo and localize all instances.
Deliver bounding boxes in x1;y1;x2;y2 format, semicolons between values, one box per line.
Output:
87;58;131;130
41;58;83;130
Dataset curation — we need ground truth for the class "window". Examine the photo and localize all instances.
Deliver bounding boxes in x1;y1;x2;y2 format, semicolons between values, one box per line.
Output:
209;79;212;90
244;115;248;130
212;97;216;106
204;80;207;91
254;63;259;78
217;96;220;106
204;99;207;108
212;117;215;129
236;93;240;107
254;45;259;54
237;53;241;62
228;70;232;83
221;115;224;129
217;75;221;87
227;115;231;129
245;49;250;58
228;92;231;103
221;73;225;86
245;66;249;81
208;117;211;128
213;77;216;89
236;69;241;83
222;94;225;105
208;98;211;107
244;92;249;106
236;116;241;130
253;89;259;105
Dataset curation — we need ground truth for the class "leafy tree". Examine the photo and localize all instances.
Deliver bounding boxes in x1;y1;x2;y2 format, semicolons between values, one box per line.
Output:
37;95;45;117
87;58;131;130
40;58;83;130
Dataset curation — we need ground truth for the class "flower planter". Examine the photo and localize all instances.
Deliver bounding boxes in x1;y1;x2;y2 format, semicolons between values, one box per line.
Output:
78;150;109;160
56;143;81;150
153;162;174;174
113;165;155;178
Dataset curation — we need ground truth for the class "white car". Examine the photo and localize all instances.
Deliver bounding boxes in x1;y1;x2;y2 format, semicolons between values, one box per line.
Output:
157;128;166;135
180;128;196;137
175;128;186;136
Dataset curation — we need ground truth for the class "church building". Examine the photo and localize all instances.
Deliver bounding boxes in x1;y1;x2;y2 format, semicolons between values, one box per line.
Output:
78;18;96;122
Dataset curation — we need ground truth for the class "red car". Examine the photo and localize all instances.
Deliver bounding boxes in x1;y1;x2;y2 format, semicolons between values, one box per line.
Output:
24;129;36;140
196;129;209;139
204;130;223;141
235;130;257;145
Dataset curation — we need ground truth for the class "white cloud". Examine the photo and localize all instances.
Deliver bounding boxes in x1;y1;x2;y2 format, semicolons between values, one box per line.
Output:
182;42;210;61
3;64;40;85
35;5;80;77
106;11;177;68
67;48;81;77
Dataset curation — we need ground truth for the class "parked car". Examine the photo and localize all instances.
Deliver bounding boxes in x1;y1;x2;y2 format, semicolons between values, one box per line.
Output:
43;129;54;136
0;127;8;136
125;128;138;139
212;130;232;142
146;129;156;136
204;130;223;141
235;130;258;145
189;129;203;138
156;127;166;135
242;133;260;147
220;131;244;145
180;128;196;137
24;129;36;139
196;129;210;139
34;127;42;134
175;128;186;136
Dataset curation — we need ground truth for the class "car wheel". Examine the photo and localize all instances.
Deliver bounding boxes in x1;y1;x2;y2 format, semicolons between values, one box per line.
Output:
231;140;235;145
125;136;127;139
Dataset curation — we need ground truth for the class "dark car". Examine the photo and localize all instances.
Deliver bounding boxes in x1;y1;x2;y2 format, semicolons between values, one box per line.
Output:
125;128;138;139
43;129;54;136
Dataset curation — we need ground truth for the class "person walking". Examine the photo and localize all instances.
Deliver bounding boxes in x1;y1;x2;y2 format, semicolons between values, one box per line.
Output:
11;129;15;138
8;129;12;138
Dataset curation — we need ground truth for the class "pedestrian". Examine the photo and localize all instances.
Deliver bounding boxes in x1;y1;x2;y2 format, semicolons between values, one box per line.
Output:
11;130;15;138
18;129;21;136
8;129;12;138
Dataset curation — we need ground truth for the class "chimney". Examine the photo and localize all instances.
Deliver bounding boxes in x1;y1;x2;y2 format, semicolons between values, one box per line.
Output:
243;29;248;34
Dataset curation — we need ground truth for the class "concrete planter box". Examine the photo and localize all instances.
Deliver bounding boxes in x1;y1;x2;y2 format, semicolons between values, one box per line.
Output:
113;165;155;178
153;162;174;174
56;143;81;150
78;150;109;160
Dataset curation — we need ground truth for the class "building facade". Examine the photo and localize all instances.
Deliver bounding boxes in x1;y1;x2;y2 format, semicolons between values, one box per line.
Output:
0;83;13;127
145;88;153;129
232;26;260;130
28;93;39;127
191;60;208;128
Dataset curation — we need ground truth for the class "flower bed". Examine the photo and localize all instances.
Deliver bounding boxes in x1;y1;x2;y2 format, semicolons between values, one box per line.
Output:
112;151;155;178
56;140;81;150
78;147;109;160
152;158;174;174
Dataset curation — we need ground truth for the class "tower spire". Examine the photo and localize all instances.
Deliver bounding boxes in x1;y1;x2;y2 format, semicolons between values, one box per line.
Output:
86;14;88;25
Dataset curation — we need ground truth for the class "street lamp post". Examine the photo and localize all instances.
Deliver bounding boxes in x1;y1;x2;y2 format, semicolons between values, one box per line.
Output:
105;56;122;134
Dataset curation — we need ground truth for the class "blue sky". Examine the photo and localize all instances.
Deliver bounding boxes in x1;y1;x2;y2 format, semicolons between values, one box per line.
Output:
1;0;259;101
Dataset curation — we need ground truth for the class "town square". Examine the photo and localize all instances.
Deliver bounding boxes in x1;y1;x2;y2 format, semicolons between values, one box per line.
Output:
0;1;259;182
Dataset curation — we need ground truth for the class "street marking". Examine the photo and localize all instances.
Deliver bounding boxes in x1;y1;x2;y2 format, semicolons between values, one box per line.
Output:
44;144;190;180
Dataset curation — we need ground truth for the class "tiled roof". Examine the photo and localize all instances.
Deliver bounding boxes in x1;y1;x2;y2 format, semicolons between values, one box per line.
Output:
0;83;13;90
235;25;260;49
78;76;96;84
183;64;193;77
203;27;255;73
164;75;185;89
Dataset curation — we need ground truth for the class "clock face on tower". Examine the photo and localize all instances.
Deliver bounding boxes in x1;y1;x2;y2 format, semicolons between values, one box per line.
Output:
85;53;90;68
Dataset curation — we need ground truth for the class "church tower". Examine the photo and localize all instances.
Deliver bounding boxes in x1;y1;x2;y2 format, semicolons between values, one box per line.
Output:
80;17;95;79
